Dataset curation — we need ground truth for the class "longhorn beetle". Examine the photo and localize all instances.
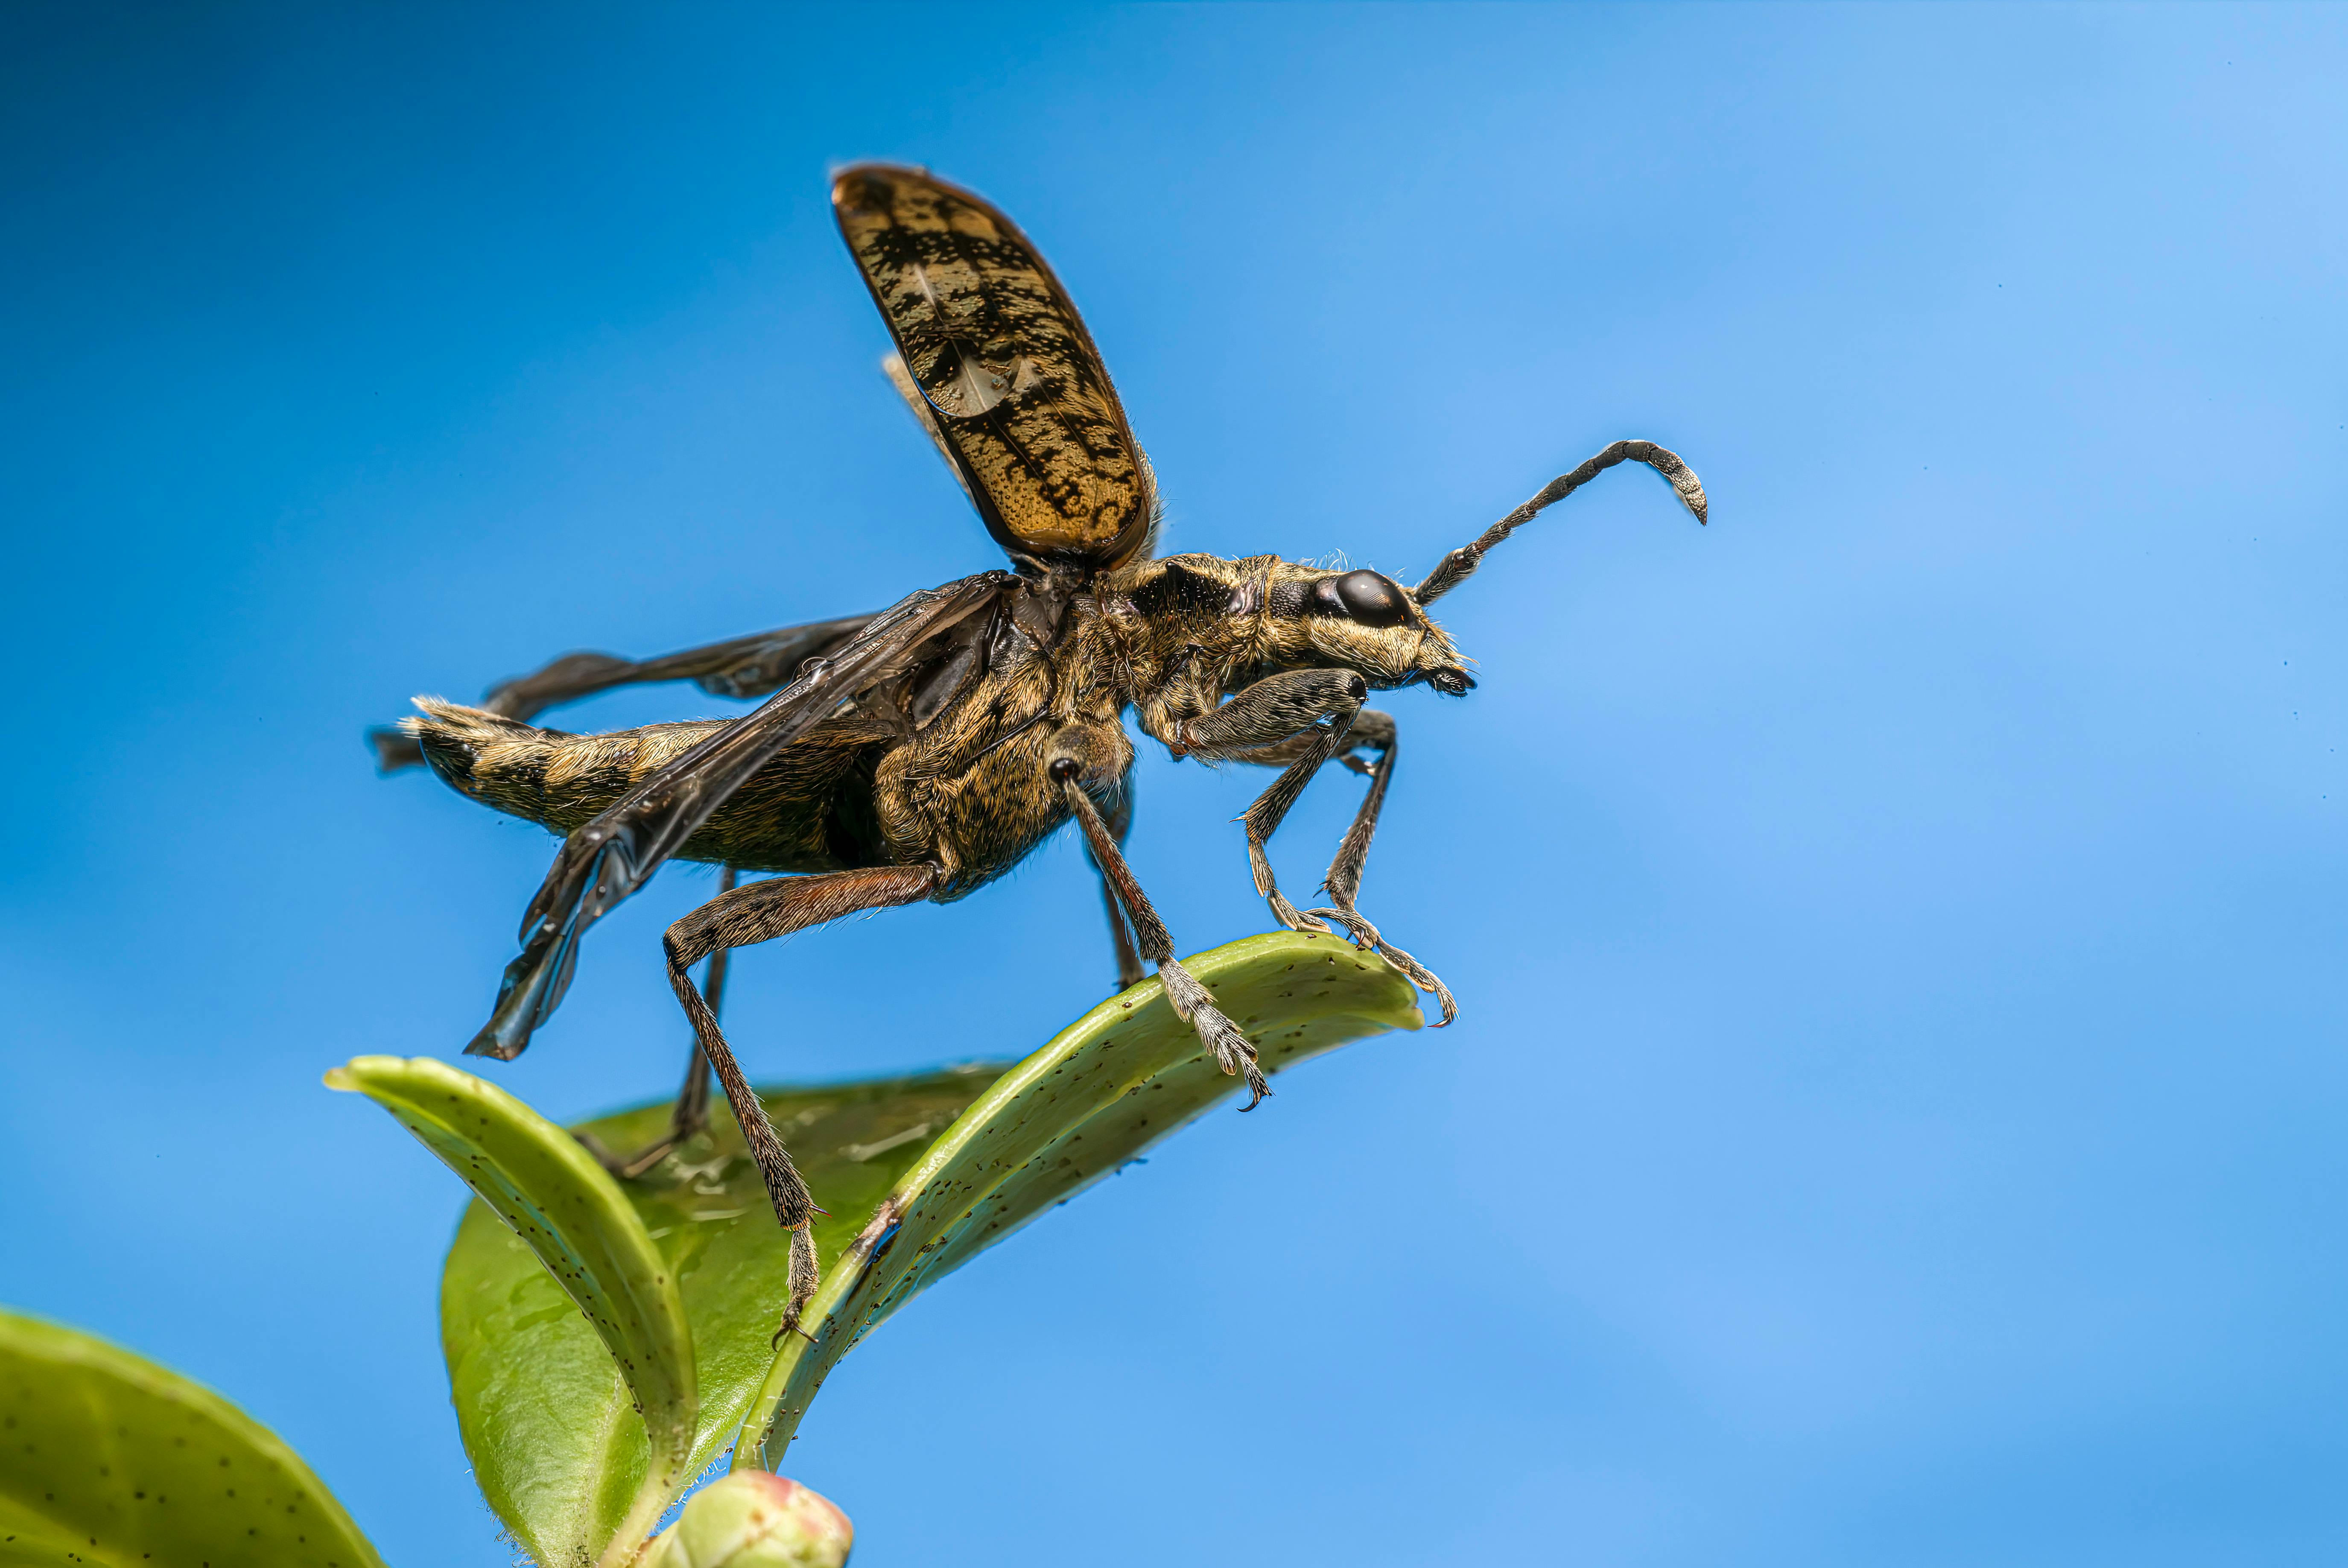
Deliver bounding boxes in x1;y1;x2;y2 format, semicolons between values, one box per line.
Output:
372;166;1707;1334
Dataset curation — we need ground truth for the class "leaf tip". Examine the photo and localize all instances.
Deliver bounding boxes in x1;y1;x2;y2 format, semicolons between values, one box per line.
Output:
323;1054;413;1095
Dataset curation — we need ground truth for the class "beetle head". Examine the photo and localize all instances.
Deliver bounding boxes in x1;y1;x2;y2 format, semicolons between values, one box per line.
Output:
1235;560;1475;695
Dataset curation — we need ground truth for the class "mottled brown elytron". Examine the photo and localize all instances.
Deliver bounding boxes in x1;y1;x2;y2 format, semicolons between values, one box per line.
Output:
372;165;1707;1333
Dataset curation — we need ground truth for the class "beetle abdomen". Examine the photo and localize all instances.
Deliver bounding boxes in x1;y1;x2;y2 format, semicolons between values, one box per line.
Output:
402;698;897;873
403;698;712;826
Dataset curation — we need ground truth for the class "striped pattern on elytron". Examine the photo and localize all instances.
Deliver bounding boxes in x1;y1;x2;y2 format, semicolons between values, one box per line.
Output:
832;165;1154;567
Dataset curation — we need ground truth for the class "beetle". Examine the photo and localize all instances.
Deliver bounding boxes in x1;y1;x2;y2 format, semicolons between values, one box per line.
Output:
372;165;1706;1332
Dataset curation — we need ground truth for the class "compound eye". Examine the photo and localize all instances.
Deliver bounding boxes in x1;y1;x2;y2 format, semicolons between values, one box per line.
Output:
1318;569;1412;628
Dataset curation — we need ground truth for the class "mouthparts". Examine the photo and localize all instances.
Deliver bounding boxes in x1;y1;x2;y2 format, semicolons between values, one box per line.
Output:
1415;668;1476;697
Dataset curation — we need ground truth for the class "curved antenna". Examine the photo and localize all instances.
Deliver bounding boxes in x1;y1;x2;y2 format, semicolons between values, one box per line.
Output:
1415;440;1707;605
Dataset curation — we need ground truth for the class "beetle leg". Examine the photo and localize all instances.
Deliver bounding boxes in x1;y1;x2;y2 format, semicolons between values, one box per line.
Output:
573;866;738;1180
1082;777;1146;990
1184;673;1456;1025
1288;715;1457;1026
1174;668;1367;934
1059;766;1269;1107
658;861;942;1340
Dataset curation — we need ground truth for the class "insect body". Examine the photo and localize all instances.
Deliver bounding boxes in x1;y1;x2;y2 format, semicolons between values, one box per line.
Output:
374;167;1706;1333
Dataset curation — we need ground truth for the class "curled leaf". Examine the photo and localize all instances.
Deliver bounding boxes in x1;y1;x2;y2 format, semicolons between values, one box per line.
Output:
326;1055;694;1568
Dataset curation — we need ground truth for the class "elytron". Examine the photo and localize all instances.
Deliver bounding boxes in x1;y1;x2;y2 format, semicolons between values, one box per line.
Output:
374;165;1706;1332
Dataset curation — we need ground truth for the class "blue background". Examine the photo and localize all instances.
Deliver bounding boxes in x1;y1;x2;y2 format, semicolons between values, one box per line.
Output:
3;6;2343;1564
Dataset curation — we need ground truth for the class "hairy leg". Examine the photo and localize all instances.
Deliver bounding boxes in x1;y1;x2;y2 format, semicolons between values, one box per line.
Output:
1083;777;1145;990
1282;715;1455;1026
574;865;738;1179
1176;668;1367;933
1057;764;1269;1107
661;861;941;1338
1183;673;1455;1024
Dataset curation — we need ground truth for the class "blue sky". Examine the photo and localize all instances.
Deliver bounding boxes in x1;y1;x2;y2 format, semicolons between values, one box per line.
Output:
3;5;2344;1565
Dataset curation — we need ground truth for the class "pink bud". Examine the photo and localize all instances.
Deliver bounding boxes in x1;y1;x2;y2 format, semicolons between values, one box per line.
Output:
645;1471;853;1568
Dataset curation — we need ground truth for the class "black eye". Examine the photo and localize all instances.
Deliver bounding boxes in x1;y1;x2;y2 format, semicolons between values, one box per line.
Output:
1312;570;1412;628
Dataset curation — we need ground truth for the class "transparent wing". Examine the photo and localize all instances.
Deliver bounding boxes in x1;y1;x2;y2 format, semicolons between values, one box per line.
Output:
367;613;878;772
467;569;1013;1060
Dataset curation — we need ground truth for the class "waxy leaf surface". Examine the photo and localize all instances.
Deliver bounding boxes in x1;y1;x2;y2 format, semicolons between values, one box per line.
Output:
0;1308;384;1568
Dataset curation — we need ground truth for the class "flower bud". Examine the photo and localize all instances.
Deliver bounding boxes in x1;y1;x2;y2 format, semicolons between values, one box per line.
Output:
645;1471;853;1568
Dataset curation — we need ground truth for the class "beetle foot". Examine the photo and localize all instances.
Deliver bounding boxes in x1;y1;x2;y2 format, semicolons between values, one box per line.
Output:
1267;889;1335;937
1157;958;1271;1108
1302;904;1457;1027
770;1224;822;1348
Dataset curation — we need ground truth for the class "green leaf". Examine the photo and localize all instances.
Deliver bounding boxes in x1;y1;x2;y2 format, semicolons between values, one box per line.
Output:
435;1061;1007;1568
324;1055;697;1568
735;929;1421;1469
367;930;1416;1568
0;1307;384;1568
